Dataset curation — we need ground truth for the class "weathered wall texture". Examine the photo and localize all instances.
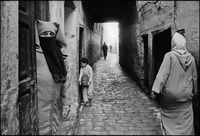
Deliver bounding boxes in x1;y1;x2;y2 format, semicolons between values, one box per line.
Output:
135;0;199;89
49;1;65;30
119;2;141;90
120;1;199;90
119;24;138;81
85;26;103;65
49;1;103;134
174;2;199;134
120;1;199;134
49;1;78;134
0;1;103;135
0;1;19;135
135;1;175;88
175;1;199;65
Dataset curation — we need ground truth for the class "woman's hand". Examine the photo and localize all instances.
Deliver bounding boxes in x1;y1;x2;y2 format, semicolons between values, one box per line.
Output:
88;81;91;86
150;91;156;99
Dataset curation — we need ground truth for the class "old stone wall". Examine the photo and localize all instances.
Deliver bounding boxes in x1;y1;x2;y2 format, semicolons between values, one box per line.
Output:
0;1;103;135
119;24;139;81
85;26;102;65
175;2;199;134
0;1;19;135
135;0;199;90
135;1;175;88
175;1;199;66
49;1;79;134
120;1;199;134
49;1;103;135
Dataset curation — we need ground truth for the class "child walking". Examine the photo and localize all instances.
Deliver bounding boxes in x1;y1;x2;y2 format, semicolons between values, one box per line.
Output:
79;58;93;107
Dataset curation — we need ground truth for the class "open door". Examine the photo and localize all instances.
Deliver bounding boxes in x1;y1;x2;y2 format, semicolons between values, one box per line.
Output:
18;1;51;134
18;1;38;135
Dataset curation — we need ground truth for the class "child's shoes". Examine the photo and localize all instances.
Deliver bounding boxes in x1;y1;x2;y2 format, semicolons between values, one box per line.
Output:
85;100;92;107
81;102;86;106
85;102;90;107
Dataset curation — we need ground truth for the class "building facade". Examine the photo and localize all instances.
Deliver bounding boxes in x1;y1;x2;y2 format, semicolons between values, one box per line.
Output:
1;1;103;135
119;1;199;134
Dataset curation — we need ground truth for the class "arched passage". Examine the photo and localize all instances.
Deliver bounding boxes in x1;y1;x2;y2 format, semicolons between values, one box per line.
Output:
82;0;138;80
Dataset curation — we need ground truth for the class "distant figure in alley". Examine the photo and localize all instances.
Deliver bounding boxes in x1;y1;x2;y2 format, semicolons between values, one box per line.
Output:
151;32;197;135
109;45;112;52
101;42;108;59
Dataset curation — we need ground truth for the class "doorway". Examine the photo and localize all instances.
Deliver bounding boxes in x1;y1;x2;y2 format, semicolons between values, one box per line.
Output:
153;28;171;78
79;27;84;61
152;28;171;103
78;27;84;104
142;34;149;88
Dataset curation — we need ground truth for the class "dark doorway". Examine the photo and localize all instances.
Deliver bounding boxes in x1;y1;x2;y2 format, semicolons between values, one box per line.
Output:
152;28;171;103
142;34;149;88
79;27;84;60
78;27;84;104
153;28;171;78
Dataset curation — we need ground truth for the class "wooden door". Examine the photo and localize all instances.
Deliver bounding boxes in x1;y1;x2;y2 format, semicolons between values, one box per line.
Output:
18;1;38;135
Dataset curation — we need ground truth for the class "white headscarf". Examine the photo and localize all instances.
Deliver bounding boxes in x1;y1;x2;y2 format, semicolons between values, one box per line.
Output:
35;20;67;48
171;32;187;55
171;32;193;70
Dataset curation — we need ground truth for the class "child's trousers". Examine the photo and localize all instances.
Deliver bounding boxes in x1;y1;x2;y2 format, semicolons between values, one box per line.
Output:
82;86;92;102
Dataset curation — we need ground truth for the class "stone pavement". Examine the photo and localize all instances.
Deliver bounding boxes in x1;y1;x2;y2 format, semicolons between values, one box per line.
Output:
74;53;162;135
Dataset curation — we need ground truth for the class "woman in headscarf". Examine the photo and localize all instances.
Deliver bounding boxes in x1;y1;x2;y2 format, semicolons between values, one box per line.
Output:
35;20;67;135
150;32;197;135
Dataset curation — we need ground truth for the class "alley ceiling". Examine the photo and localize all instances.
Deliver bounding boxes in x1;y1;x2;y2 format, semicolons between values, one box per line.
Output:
82;0;136;23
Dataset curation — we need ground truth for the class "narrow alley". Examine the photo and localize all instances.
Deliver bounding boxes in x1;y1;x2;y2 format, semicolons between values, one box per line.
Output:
74;53;162;135
1;1;199;135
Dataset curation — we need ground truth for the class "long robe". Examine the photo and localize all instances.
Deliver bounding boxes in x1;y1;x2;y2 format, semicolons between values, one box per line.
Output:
35;20;67;135
36;50;63;135
152;51;197;135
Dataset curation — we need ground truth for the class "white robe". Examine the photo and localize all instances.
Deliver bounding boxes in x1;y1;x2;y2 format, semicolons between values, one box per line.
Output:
152;32;197;135
79;64;94;99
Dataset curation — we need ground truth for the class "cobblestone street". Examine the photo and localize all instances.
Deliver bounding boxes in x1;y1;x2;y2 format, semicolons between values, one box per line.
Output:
74;53;162;135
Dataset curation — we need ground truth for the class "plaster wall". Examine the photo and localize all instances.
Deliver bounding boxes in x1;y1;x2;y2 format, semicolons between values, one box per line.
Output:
1;1;19;135
175;1;199;65
49;1;103;134
134;1;199;88
120;1;199;134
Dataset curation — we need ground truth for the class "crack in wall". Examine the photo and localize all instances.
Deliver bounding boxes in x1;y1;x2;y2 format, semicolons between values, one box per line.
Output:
138;1;158;12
